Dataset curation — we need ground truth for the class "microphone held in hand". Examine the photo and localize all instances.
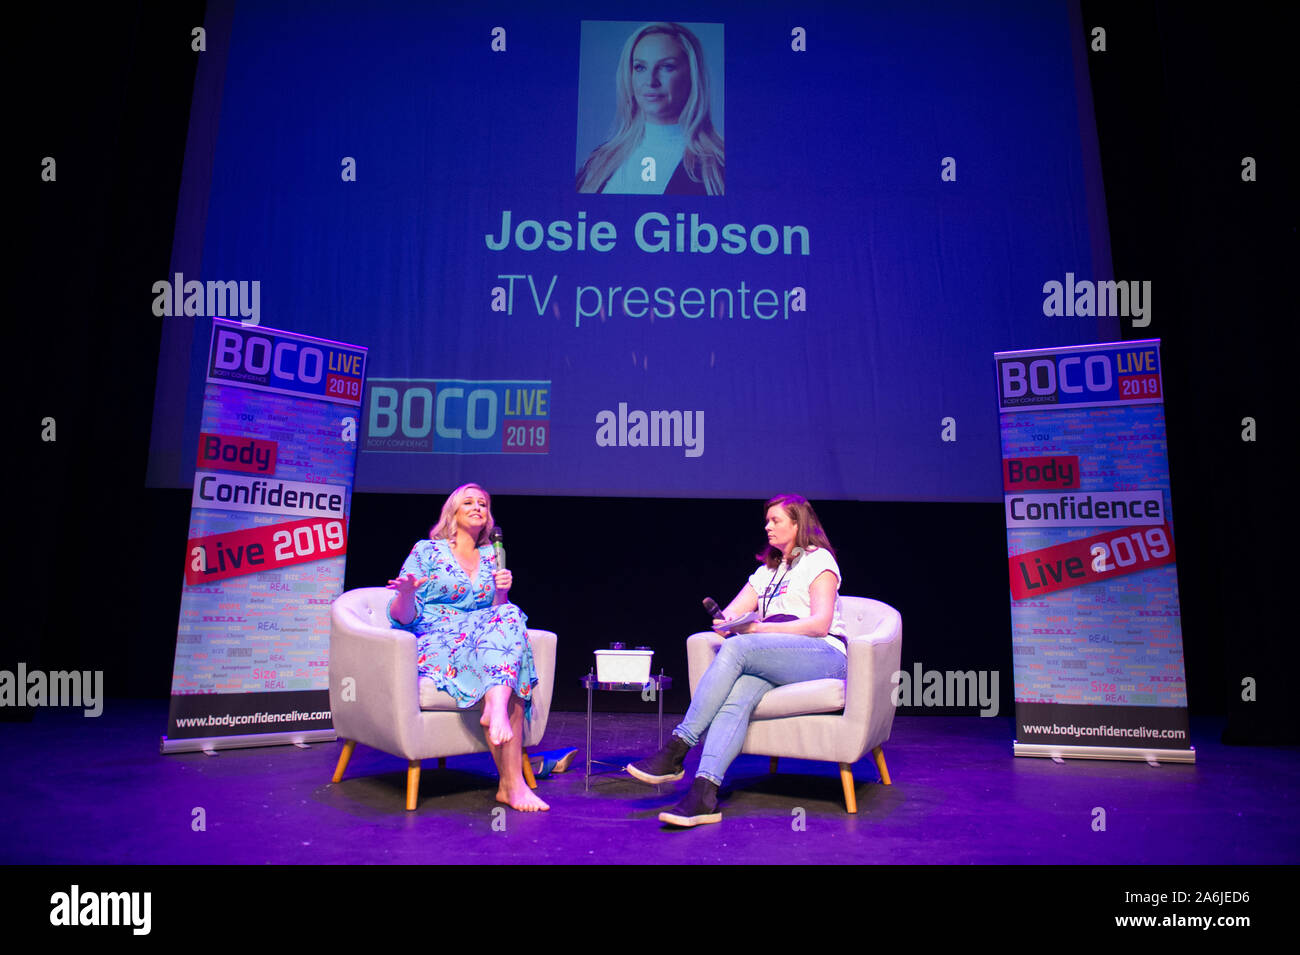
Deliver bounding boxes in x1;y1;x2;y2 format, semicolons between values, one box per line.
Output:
702;597;723;619
489;526;506;570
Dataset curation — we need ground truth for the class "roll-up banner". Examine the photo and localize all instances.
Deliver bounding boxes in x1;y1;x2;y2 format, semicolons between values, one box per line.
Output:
996;339;1193;762
163;320;367;753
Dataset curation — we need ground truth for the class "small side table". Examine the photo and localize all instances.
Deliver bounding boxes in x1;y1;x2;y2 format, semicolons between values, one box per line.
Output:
582;670;673;791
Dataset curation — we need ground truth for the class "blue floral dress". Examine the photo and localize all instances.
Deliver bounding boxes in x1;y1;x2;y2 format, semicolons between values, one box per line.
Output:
388;538;537;719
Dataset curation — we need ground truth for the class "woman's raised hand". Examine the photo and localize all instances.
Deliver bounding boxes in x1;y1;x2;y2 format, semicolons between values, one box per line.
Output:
386;572;427;594
493;569;513;594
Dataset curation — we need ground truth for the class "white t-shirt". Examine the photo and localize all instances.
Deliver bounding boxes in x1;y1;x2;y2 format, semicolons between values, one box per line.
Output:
601;123;686;195
746;546;847;653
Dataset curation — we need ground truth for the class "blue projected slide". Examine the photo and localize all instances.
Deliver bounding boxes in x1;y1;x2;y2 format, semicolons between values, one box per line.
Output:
148;1;1116;501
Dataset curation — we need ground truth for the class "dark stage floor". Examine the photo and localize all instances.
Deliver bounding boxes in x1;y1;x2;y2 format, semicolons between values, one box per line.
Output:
2;702;1296;865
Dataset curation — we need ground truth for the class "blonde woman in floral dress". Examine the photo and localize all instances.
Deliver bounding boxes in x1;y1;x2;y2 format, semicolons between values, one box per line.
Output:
386;483;546;812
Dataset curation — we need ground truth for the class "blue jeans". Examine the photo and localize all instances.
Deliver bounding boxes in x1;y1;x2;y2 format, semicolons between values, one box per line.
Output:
673;633;847;785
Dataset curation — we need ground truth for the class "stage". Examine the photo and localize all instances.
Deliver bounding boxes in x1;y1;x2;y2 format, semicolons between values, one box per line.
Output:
3;704;1294;866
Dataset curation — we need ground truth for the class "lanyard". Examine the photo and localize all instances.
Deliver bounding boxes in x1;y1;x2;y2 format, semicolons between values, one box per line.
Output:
761;562;792;618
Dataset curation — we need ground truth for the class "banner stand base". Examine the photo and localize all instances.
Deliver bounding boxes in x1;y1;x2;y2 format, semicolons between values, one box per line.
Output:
161;729;337;755
1014;742;1195;763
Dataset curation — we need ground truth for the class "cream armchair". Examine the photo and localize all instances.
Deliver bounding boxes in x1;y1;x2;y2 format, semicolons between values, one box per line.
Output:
328;586;557;810
686;596;901;812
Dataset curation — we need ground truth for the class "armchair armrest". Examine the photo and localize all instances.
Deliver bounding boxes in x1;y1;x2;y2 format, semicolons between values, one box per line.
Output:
842;610;903;751
521;628;557;739
329;592;422;755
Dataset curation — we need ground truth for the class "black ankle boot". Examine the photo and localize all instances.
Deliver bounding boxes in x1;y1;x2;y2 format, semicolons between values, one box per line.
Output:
626;735;691;784
658;776;722;827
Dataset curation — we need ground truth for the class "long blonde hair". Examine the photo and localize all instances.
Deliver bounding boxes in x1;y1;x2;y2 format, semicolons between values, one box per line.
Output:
577;22;725;195
429;483;495;546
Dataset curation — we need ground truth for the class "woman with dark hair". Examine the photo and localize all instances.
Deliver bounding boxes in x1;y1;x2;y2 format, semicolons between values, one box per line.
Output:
626;494;849;826
386;483;547;811
576;21;725;195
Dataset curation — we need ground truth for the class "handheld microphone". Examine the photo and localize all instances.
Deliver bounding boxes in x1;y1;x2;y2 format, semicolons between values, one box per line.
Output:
489;526;506;570
702;597;723;619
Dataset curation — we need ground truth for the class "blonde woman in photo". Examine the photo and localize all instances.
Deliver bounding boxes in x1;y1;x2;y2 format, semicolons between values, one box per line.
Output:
577;22;725;196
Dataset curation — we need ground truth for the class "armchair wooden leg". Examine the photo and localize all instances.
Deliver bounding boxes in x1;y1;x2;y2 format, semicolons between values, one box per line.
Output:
872;745;892;785
406;760;421;811
769;757;779;773
839;763;858;813
331;740;356;783
521;748;538;789
437;757;446;769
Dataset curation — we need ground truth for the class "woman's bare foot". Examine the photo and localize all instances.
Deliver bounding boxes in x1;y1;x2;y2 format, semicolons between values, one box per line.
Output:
479;705;513;746
479;689;514;746
496;777;549;811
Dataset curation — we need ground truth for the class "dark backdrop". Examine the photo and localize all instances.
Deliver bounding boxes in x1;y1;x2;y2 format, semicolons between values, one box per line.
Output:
14;2;1292;741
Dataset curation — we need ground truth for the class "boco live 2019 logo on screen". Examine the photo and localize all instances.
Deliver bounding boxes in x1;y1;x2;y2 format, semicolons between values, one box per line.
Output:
363;379;550;454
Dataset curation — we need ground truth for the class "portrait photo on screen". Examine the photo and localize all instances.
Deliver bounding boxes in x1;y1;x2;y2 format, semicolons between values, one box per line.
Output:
575;20;725;196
